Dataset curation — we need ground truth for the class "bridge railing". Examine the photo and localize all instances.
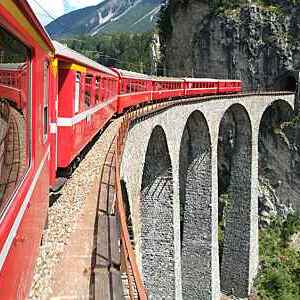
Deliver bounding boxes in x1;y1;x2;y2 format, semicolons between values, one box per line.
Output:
114;101;171;300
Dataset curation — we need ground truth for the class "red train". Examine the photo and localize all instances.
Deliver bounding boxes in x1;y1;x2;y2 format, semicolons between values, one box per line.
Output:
0;1;242;298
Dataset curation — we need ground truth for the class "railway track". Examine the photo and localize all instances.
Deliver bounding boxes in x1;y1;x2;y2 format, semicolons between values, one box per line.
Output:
91;137;123;299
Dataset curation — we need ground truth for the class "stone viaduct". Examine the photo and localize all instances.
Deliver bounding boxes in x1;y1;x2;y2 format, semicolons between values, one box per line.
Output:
120;93;295;299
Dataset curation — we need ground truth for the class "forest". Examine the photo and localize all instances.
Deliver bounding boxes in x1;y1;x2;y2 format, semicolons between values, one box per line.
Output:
61;32;155;74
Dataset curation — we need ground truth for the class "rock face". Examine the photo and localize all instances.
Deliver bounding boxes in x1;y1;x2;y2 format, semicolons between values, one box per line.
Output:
217;97;300;226
159;0;300;216
258;99;300;219
159;1;300;90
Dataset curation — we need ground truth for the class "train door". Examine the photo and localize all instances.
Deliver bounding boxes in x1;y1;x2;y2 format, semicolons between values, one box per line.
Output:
43;61;49;143
74;72;80;114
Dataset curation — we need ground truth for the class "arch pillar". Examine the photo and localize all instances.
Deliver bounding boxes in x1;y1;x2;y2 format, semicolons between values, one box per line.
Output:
210;130;221;300
249;127;259;292
179;111;212;298
218;104;253;298
140;126;175;298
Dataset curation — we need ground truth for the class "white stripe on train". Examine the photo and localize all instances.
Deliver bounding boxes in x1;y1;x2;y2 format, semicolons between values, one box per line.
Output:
57;96;117;127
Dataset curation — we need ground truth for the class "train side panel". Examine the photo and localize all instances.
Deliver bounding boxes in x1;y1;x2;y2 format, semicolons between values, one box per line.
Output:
49;58;58;187
56;61;118;169
0;1;53;298
152;80;185;101
56;66;76;168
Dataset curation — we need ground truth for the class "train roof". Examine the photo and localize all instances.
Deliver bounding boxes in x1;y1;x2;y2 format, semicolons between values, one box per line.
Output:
53;41;117;76
8;1;54;52
111;68;152;80
183;78;219;82
112;69;187;82
153;76;185;82
183;78;241;82
220;79;242;82
0;63;26;71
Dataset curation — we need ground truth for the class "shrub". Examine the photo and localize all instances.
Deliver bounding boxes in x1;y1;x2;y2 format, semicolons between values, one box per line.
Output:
255;212;300;299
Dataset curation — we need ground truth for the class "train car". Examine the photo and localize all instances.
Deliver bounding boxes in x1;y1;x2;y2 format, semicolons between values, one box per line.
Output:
152;76;185;101
0;1;55;298
53;41;119;176
111;68;153;114
218;79;242;94
183;78;219;97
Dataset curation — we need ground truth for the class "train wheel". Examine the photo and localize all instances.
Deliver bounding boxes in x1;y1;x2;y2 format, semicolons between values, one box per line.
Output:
65;163;74;178
75;156;81;167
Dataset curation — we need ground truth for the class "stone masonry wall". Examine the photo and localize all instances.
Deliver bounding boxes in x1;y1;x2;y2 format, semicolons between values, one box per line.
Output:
120;94;294;299
179;111;212;298
219;105;252;297
141;126;175;299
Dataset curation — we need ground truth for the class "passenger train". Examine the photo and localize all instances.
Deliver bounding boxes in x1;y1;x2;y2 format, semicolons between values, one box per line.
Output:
0;0;242;298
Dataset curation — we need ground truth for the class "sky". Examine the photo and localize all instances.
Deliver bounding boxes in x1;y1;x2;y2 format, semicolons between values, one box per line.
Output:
28;0;101;25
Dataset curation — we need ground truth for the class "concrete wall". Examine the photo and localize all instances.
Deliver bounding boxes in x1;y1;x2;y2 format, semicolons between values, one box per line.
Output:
120;94;294;299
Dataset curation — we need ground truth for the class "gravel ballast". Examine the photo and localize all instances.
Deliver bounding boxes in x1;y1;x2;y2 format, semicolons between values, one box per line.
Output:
29;120;120;299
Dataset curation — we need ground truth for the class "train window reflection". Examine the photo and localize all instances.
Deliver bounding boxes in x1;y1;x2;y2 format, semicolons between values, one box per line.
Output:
0;26;30;215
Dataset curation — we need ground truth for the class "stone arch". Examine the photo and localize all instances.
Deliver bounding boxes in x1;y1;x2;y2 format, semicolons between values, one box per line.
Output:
218;103;252;298
179;110;212;298
140;125;175;298
258;99;296;222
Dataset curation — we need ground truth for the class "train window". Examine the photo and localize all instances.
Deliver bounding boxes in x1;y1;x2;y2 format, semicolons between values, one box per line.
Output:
95;76;100;103
122;81;125;94
114;80;116;96
0;25;30;215
105;79;108;99
100;78;104;100
43;61;49;140
74;72;81;113
84;74;92;108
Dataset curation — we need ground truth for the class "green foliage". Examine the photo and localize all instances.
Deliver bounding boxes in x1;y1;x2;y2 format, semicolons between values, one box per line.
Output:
0;26;27;63
61;32;154;74
255;212;300;299
218;194;232;264
210;0;290;16
281;114;300;129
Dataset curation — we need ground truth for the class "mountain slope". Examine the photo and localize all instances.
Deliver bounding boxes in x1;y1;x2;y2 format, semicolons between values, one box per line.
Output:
46;0;162;38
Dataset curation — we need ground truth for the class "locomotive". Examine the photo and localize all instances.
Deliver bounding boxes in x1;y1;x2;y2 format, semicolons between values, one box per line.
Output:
0;0;242;298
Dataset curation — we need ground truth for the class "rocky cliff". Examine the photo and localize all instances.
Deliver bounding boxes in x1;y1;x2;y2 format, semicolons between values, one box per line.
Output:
159;0;300;90
158;0;300;221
